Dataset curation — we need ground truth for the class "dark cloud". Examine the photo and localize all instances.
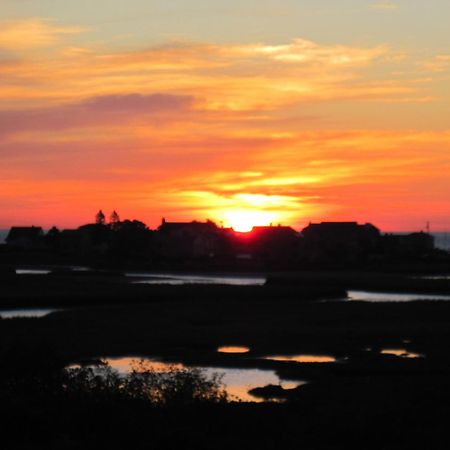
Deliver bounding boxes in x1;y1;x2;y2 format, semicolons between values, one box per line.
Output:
83;93;192;112
0;93;194;136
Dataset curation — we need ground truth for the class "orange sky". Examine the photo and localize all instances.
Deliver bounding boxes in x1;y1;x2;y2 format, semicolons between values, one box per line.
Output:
1;4;450;232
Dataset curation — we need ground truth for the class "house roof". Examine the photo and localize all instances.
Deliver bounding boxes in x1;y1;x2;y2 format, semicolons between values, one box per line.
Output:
6;226;44;241
302;222;379;234
250;225;298;236
159;220;218;233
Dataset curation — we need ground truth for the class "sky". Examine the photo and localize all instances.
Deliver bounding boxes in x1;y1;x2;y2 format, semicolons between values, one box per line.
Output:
1;0;450;231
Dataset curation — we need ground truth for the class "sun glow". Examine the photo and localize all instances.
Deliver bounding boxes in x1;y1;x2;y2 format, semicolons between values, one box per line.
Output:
223;210;279;232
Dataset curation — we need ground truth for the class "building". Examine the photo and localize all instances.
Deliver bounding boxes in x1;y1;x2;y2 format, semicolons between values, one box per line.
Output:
301;222;381;262
5;226;45;250
382;232;435;258
158;219;227;260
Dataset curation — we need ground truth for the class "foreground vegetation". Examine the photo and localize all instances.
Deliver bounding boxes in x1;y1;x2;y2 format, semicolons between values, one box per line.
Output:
1;351;450;449
1;270;450;449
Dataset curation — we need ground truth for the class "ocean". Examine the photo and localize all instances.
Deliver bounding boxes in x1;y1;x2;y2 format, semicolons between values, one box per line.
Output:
0;229;8;244
432;232;450;251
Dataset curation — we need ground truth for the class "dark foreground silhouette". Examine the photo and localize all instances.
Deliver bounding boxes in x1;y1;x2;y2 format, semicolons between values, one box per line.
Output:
1;254;450;448
1;351;450;450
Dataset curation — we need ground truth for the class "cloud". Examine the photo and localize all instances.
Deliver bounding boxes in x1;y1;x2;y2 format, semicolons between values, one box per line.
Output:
241;39;386;66
370;1;399;11
2;128;450;230
0;36;414;112
0;93;194;136
0;18;85;51
82;93;193;113
1;27;448;230
422;54;450;72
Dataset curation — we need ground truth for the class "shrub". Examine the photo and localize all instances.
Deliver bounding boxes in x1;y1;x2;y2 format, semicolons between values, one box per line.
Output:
63;359;228;406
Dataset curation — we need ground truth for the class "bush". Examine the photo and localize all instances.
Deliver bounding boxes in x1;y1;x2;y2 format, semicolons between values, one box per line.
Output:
63;359;228;406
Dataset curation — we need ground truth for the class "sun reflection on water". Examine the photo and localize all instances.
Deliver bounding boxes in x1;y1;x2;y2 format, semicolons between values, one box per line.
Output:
264;354;337;363
217;346;250;354
380;349;423;359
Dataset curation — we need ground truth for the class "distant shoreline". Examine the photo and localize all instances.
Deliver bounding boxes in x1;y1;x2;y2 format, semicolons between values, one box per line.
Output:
2;229;450;250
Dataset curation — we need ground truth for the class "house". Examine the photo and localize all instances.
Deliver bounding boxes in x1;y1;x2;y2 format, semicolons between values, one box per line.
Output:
382;232;435;258
301;222;381;262
158;219;227;260
247;225;299;264
58;224;111;256
5;226;45;250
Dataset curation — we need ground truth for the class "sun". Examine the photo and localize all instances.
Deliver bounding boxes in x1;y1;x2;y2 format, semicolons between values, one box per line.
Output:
224;210;278;232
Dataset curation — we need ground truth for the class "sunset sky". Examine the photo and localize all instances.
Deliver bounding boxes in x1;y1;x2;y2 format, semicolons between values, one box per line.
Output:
1;0;449;231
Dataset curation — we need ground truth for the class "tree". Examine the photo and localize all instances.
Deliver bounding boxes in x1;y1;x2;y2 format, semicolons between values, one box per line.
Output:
109;210;121;230
95;210;106;225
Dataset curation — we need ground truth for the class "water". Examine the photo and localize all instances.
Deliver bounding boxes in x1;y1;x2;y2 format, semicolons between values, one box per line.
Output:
419;275;450;280
348;290;450;302
217;346;250;354
0;229;8;244
264;354;337;363
432;232;450;251
380;348;423;359
14;266;90;275
0;308;56;319
76;357;303;402
129;272;266;286
16;269;52;275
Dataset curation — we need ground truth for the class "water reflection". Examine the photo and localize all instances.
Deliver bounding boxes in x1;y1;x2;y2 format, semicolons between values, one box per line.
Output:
348;290;450;302
128;272;266;286
15;266;90;275
217;346;250;354
84;357;302;402
16;269;51;275
0;309;56;319
417;275;450;280
380;349;423;359
264;354;336;363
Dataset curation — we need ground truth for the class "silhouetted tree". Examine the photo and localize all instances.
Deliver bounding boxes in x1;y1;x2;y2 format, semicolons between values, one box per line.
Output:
109;210;121;230
95;210;106;225
109;219;153;263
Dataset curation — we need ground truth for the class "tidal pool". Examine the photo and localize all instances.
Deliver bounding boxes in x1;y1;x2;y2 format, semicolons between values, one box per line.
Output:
264;354;337;363
128;272;266;286
348;290;450;302
0;309;56;319
380;349;423;359
75;357;303;402
15;269;52;275
217;346;250;354
15;266;90;275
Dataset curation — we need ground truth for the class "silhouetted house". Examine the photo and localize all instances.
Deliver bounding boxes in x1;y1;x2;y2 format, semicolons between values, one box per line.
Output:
76;224;111;255
382;232;435;258
59;224;110;256
59;229;80;255
158;219;227;260
5;226;45;250
45;226;61;250
244;225;299;265
301;222;381;263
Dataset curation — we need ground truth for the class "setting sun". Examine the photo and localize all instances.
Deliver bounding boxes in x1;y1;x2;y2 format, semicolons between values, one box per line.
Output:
223;210;279;232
